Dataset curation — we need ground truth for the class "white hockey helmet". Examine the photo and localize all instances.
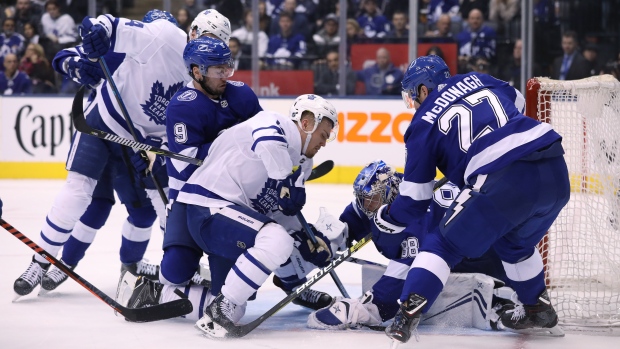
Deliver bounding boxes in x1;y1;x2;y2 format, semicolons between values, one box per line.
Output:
189;9;231;45
289;94;339;141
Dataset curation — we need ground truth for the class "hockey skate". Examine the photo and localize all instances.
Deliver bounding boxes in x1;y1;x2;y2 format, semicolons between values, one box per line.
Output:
385;293;427;344
498;290;565;337
13;256;50;297
273;275;333;310
308;291;383;330
40;259;75;293
195;293;246;338
116;268;163;310
120;259;160;281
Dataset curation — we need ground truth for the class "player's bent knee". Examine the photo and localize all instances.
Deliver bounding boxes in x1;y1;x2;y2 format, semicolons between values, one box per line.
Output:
253;223;294;270
160;245;202;285
126;205;157;228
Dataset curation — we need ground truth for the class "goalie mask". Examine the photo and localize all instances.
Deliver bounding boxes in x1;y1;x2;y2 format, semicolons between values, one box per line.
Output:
353;160;402;218
143;9;178;26
401;55;450;109
189;9;231;45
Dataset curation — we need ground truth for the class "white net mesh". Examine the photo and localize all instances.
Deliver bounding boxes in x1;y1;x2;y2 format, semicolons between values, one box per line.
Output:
529;75;620;328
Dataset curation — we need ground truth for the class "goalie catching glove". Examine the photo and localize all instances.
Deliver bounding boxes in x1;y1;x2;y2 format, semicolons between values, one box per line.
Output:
291;224;333;268
276;167;306;216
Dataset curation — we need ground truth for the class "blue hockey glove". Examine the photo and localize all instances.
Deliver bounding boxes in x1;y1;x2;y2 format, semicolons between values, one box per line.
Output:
130;137;166;183
79;16;110;59
292;224;333;268
65;57;104;87
276;167;306;216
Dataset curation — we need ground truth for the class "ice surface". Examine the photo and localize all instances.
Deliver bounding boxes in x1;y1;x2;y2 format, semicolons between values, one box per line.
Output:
1;180;618;348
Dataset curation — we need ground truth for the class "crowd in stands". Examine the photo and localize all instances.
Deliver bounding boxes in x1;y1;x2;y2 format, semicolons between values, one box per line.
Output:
1;0;619;96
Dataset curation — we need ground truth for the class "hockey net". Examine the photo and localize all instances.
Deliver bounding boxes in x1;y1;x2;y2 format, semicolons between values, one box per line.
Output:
526;75;620;330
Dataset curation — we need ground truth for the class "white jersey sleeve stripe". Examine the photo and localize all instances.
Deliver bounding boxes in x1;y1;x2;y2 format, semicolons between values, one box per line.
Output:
383;259;410;280
399;180;434;201
464;123;553;183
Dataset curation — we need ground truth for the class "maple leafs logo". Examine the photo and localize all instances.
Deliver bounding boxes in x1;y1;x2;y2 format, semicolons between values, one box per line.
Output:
141;80;184;125
250;178;279;214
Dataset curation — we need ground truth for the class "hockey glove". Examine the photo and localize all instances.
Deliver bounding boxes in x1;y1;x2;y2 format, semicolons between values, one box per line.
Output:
314;207;349;252
64;57;105;87
130;137;166;184
79;16;110;59
292;224;333;268
276;167;306;216
370;205;409;259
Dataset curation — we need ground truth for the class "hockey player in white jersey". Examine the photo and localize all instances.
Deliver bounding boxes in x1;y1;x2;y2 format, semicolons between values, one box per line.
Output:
13;10;190;297
306;160;513;331
116;94;339;335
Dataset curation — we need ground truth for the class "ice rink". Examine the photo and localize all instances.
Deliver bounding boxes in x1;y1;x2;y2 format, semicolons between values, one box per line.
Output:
1;179;619;349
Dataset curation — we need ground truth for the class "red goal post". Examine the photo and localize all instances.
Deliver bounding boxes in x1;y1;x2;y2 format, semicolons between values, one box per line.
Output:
525;75;620;330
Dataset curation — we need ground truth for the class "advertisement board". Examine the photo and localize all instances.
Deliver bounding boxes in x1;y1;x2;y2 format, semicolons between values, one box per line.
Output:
0;96;413;182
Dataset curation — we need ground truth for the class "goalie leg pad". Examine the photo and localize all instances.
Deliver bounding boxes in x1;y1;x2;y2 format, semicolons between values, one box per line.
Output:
308;291;382;330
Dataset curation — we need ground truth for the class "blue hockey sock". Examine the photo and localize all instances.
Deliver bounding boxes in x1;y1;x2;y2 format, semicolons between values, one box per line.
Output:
120;237;149;265
508;270;545;305
400;252;450;312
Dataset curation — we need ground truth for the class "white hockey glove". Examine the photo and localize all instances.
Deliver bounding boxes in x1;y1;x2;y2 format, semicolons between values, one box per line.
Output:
314;207;349;252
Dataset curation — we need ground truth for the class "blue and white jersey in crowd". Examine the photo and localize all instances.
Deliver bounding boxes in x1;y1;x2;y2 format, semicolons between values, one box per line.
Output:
341;180;459;260
0;32;25;69
166;80;262;201
177;110;313;220
389;72;561;225
52;15;190;142
456;25;497;62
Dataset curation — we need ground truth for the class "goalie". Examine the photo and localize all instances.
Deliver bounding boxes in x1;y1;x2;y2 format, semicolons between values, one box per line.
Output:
307;160;512;331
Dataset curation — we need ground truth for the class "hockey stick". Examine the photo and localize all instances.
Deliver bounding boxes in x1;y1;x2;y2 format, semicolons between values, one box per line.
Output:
307;160;334;181
296;212;350;298
97;58;168;205
71;86;203;166
1;218;193;322
223;232;373;338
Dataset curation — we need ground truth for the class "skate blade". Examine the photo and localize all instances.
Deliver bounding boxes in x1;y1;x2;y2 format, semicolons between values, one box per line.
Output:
37;288;50;296
195;315;229;339
505;325;565;337
389;339;400;349
12;292;24;302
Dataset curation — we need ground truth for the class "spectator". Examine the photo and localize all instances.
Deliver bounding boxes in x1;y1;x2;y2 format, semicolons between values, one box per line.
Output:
550;30;591;81
265;12;307;69
460;0;489;20
314;50;356;96
231;8;269;58
258;0;272;33
489;0;520;36
357;0;390;41
269;0;310;39
316;0;356;27
356;47;403;95
0;18;26;71
426;45;445;60
468;55;491;74
228;36;250;70
176;8;191;33
582;44;600;77
456;9;497;73
55;0;87;23
183;0;205;20
346;18;366;44
385;10;408;43
312;13;340;58
22;21;39;45
424;13;454;41
205;0;244;30
427;0;460;25
40;0;77;62
382;0;409;21
12;0;42;36
497;38;522;88
18;42;55;93
0;53;31;94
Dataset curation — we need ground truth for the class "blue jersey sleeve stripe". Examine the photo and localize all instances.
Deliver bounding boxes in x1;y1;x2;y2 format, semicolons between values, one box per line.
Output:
250;135;286;151
252;125;284;136
399;180;434;201
464;123;554;181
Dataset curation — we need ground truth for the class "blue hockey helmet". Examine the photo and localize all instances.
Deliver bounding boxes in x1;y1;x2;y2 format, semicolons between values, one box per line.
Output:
353;160;402;218
401;55;451;109
183;36;234;79
143;9;178;26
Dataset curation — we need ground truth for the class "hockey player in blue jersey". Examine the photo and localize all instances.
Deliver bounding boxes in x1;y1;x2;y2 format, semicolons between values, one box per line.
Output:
12;10;189;297
371;55;569;344
307;160;511;331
